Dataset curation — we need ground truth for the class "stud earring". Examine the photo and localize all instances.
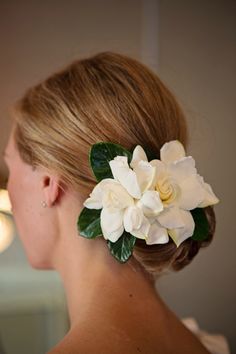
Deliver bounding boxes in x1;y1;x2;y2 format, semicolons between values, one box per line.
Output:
41;201;47;208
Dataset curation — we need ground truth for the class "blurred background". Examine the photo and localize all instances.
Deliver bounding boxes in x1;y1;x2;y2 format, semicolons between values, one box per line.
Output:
0;0;235;353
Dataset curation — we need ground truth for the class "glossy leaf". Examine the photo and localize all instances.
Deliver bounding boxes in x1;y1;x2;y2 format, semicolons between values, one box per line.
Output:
77;207;102;239
190;208;209;241
107;232;136;263
89;142;132;182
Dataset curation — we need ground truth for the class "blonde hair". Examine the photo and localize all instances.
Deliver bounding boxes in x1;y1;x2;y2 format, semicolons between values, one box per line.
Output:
12;51;215;276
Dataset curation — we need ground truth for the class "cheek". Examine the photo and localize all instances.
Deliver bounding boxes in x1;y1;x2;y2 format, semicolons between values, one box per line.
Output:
7;174;21;212
7;168;36;214
7;171;37;245
6;165;56;269
11;196;56;269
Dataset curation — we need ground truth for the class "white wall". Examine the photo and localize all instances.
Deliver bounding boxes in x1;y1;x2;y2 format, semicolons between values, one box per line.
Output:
0;0;234;352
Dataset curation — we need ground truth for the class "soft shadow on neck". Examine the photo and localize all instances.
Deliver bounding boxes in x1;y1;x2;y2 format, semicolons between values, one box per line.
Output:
53;235;164;328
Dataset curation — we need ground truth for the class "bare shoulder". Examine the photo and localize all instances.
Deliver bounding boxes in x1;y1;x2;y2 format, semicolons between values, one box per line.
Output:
47;310;210;354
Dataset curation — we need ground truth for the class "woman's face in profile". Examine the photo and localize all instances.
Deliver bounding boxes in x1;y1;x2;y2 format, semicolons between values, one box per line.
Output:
3;127;55;268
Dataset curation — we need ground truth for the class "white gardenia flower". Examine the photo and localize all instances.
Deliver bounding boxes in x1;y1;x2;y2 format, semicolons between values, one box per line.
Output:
84;179;133;242
131;140;220;247
84;140;219;247
84;162;163;242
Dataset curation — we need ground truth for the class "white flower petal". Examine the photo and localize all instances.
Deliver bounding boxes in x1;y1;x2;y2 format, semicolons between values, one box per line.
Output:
160;140;186;164
146;221;169;245
133;161;156;193
140;190;163;217
168;156;197;183
130;145;148;169
150;159;167;181
145;215;157;224
196;175;220;207
157;206;185;229
168;210;195;247
130;215;150;240
109;156;141;199
102;181;134;211
100;208;124;242
123;206;143;232
178;175;206;210
83;178;114;209
83;196;102;209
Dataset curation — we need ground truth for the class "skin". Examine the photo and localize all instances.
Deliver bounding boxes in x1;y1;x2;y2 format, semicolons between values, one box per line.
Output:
3;127;211;354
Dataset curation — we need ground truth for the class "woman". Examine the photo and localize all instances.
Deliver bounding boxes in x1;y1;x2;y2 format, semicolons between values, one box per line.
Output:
4;52;220;353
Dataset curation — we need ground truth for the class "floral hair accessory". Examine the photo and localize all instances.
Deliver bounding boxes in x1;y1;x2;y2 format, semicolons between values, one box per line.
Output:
77;141;219;263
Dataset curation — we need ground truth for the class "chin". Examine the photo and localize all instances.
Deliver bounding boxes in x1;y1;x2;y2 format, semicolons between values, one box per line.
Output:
18;235;56;270
27;253;54;270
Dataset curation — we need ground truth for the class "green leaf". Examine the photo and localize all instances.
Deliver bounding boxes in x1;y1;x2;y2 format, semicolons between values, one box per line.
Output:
190;208;209;241
77;207;102;239
107;232;136;263
89;142;132;182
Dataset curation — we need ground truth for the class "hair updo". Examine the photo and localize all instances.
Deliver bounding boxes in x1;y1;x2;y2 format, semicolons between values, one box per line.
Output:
12;51;216;277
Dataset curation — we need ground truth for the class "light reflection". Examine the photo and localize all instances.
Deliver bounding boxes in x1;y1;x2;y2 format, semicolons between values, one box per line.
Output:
0;189;12;213
0;189;14;253
0;213;14;253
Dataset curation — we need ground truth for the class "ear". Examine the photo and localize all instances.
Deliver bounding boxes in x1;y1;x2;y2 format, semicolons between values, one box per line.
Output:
41;174;64;207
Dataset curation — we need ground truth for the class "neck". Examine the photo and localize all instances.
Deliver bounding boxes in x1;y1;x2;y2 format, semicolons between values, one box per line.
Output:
53;234;161;328
51;191;166;329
